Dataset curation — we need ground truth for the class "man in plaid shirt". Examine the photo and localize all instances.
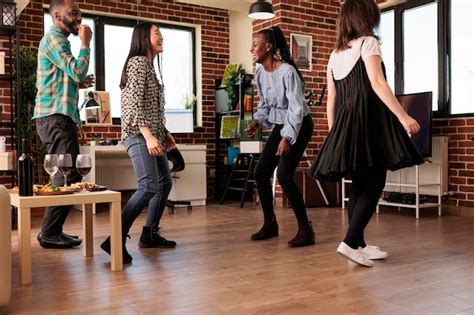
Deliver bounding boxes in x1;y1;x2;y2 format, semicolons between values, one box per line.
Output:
33;0;92;249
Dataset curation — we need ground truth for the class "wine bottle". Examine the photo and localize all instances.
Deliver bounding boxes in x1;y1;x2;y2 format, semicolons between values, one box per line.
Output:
18;138;33;196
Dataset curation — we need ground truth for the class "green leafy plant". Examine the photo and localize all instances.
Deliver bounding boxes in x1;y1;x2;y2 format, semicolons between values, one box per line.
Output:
184;93;197;110
14;45;46;183
16;46;37;140
225;71;240;113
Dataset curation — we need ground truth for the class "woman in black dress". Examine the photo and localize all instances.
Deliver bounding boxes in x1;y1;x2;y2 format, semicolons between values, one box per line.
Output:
309;0;424;267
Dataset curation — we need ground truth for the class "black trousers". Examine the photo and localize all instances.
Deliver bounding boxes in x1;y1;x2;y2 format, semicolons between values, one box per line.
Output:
254;115;313;228
35;114;82;236
344;167;387;249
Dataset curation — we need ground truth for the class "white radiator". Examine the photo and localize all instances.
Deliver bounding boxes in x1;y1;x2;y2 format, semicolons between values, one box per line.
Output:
385;136;449;195
429;135;449;193
96;158;137;190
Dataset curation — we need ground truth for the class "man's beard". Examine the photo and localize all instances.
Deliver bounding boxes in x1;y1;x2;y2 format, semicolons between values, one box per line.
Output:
62;16;79;36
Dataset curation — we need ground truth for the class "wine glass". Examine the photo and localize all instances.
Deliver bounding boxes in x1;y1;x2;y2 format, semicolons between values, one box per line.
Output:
58;154;72;187
43;154;58;183
75;154;92;191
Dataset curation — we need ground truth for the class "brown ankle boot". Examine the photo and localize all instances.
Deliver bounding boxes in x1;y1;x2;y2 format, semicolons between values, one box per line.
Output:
288;221;315;247
251;219;279;241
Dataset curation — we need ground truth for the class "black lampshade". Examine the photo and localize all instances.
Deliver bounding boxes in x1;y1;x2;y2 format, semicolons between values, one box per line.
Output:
80;91;100;111
84;98;100;109
248;0;274;20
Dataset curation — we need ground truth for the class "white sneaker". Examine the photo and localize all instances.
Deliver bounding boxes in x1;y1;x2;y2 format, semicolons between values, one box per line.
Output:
337;242;374;267
360;245;388;260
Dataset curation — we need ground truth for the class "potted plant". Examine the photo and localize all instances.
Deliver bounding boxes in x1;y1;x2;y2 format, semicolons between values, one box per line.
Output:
225;71;239;113
14;45;46;183
184;93;197;110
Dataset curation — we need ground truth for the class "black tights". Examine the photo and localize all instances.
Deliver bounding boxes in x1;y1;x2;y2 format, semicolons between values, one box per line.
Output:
254;115;313;228
344;167;387;249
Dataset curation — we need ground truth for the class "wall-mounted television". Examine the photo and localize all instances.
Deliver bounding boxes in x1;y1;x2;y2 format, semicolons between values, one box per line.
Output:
396;91;433;158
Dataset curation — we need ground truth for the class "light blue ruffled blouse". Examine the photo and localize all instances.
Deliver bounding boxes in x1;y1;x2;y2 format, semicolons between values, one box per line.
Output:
253;63;310;145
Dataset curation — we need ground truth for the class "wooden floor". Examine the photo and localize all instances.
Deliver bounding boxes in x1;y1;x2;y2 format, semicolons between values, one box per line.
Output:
2;202;474;314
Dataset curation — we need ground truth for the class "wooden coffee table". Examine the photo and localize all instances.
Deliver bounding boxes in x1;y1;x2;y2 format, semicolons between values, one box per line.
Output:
9;190;123;285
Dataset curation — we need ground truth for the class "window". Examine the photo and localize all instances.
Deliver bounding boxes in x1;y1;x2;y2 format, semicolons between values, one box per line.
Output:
378;10;395;91
43;12;197;130
450;0;474;114
382;0;474;116
160;27;194;111
103;24;134;119
402;3;438;111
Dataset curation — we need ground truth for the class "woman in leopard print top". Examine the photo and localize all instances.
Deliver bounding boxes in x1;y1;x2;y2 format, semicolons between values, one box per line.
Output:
101;22;177;264
121;55;167;144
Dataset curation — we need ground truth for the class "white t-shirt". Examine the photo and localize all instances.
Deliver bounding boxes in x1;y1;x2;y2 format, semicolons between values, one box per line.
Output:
328;36;382;80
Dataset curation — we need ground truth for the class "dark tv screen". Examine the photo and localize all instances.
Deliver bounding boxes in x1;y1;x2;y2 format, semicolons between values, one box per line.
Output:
396;92;433;158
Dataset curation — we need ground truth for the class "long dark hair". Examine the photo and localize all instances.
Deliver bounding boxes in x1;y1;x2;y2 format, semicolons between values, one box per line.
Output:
257;26;305;85
120;21;163;89
336;0;380;51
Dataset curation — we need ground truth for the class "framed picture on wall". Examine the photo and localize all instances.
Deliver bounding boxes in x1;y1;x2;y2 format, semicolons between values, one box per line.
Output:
290;33;312;71
220;115;239;139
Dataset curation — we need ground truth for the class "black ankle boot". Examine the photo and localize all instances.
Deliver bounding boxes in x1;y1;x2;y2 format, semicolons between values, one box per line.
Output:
288;221;316;247
251;219;279;241
100;235;133;264
138;226;177;248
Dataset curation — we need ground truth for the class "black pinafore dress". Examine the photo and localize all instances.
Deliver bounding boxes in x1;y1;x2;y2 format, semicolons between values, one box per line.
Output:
309;43;424;182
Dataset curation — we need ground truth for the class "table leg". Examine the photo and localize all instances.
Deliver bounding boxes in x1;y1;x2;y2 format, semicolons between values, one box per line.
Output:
18;207;31;285
109;201;123;271
82;204;93;257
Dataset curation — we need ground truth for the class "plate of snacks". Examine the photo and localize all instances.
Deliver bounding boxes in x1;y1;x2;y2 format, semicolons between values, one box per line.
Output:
71;182;107;192
34;183;75;195
87;185;107;192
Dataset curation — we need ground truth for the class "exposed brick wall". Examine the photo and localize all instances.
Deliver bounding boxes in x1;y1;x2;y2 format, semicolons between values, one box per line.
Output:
1;0;229;198
252;0;474;211
433;119;474;208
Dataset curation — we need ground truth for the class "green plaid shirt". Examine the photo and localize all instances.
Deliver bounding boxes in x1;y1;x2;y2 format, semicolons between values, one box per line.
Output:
33;25;90;124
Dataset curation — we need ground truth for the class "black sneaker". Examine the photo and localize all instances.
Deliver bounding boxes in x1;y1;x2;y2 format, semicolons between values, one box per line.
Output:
37;233;82;249
37;232;80;242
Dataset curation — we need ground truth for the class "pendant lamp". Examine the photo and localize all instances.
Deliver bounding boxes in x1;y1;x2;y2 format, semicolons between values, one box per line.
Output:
248;0;275;20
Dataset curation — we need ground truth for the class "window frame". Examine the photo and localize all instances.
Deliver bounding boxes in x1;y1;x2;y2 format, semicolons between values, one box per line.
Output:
43;10;197;125
381;0;473;118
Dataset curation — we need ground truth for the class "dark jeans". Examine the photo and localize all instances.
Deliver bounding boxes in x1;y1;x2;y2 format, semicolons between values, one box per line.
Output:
35;114;82;237
121;135;172;236
344;167;387;249
255;115;314;228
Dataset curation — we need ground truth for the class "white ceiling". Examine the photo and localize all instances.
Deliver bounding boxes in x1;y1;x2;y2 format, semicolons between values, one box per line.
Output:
175;0;271;13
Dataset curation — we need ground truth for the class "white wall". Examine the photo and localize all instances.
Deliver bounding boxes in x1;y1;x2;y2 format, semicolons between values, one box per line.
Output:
229;11;253;74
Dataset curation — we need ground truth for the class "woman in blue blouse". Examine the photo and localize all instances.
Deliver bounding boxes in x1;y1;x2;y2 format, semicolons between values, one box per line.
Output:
246;26;315;247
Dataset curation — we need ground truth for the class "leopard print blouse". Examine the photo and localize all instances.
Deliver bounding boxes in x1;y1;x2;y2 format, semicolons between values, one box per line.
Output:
121;56;167;143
